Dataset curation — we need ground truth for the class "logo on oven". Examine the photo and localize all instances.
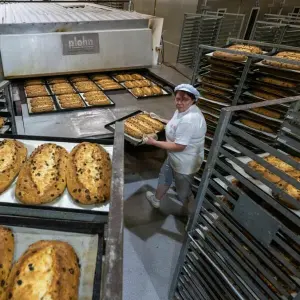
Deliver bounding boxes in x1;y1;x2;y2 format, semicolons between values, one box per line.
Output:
69;36;94;49
62;33;100;55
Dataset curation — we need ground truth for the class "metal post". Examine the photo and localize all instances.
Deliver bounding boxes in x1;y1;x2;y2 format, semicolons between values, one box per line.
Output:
102;121;124;300
191;46;204;86
169;109;232;299
232;57;252;105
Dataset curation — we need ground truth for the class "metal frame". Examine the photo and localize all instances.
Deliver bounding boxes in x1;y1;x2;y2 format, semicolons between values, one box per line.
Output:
0;80;17;135
191;39;300;101
250;20;300;46
170;96;300;299
176;12;245;69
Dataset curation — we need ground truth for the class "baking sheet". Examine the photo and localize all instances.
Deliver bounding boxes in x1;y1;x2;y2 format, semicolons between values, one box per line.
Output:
225;155;300;216
255;60;300;74
79;93;115;108
24;85;51;98
127;87;170;99
242;91;289;110
200;66;239;79
198;87;233;101
105;110;166;145
206;51;267;63
26;96;57;115
7;225;99;300
69;109;115;137
73;85;101;94
0;138;113;212
112;74;146;82
198;95;231;107
243;108;283;123
253;77;300;91
234;120;277;138
49;84;77;95
55;94;87;110
198;77;235;92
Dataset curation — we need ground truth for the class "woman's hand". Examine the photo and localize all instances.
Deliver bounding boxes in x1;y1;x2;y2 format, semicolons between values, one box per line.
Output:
145;136;157;146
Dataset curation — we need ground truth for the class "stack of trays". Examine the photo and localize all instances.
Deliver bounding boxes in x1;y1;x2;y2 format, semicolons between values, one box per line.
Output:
23;75;115;114
238;50;300;142
113;72;171;99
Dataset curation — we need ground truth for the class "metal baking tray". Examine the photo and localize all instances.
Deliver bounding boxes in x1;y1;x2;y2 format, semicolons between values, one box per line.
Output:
234;120;278;139
206;57;244;70
0;136;113;214
200;65;241;78
112;73;147;83
79;92;115;108
127;86;171;100
198;93;232;106
252;65;300;82
206;50;268;64
0;225;102;300
200;69;238;83
71;80;101;93
198;85;233;101
250;77;300;92
105;110;166;146
242;91;290;111
198;76;236;92
48;83;77;95
91;77;125;91
54;93;87;111
46;77;70;85
26;95;58;115
225;154;300;216
255;59;300;74
24;84;51;98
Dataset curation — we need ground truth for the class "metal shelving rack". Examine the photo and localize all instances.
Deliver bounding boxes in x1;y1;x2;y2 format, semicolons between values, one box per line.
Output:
170;97;300;300
0;80;17;135
177;12;245;69
250;16;300;47
191;40;300;180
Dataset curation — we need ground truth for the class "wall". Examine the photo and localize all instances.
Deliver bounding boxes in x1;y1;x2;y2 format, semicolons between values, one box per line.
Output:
133;0;199;63
133;0;300;63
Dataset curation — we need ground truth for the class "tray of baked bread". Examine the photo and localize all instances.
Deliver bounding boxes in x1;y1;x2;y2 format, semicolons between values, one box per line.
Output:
198;75;236;92
252;64;300;82
0;225;102;300
105;110;166;146
198;84;233;101
225;153;300;214
206;44;265;63
198;90;232;106
233;118;278;140
257;51;300;73
92;77;124;91
0;136;113;213
26;95;58;114
250;75;300;92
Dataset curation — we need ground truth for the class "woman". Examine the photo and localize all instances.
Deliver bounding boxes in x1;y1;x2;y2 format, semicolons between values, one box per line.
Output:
145;84;207;215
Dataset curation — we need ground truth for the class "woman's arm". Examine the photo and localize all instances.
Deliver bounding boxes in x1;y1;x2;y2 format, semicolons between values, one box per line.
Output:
146;137;186;152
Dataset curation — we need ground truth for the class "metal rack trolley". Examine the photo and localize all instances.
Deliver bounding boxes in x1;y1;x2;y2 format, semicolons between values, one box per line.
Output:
0;122;125;300
177;13;245;69
170;96;300;300
191;39;300;104
0;80;17;135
